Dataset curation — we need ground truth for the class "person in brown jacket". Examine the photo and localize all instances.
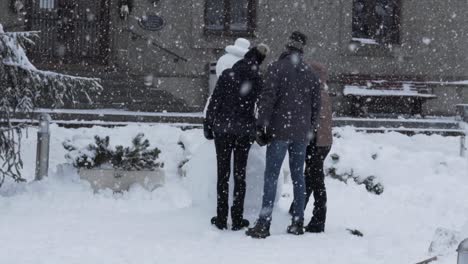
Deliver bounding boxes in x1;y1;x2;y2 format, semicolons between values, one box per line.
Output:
289;62;333;233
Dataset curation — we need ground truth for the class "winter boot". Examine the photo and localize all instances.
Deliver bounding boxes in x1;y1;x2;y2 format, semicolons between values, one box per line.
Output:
287;220;304;235
211;216;227;230
232;219;250;231
245;221;270;239
305;222;325;233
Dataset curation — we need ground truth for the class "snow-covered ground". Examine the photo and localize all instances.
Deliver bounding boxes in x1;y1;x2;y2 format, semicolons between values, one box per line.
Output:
0;124;467;264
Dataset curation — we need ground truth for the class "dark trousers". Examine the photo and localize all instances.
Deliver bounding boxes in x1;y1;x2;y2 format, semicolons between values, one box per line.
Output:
214;134;253;224
290;143;331;226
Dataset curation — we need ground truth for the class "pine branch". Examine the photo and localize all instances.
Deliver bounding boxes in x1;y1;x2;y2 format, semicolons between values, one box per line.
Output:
0;31;41;37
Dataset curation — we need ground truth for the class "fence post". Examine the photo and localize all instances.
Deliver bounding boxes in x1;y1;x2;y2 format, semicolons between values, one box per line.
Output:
208;62;217;95
35;114;51;181
456;105;468;158
461;135;466;157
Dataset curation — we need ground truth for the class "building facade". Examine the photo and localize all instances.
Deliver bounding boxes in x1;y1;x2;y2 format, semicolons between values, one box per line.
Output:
1;0;467;115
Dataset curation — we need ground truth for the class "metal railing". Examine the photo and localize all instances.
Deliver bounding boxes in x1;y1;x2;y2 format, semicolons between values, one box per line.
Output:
28;105;468;180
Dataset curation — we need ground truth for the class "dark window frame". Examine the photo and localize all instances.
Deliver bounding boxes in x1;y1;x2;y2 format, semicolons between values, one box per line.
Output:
352;0;401;45
204;0;256;37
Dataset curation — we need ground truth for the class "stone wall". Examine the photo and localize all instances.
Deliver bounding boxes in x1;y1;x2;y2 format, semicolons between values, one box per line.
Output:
110;0;468;114
1;0;467;114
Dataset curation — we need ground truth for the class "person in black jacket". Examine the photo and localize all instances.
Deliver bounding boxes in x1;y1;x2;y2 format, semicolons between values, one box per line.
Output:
204;44;270;231
246;31;321;239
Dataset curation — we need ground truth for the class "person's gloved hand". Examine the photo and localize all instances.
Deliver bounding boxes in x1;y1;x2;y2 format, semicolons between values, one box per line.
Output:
308;128;317;143
256;126;269;146
203;121;214;140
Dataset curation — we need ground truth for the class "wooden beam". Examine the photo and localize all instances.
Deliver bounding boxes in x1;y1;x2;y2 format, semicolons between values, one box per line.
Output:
415;256;437;264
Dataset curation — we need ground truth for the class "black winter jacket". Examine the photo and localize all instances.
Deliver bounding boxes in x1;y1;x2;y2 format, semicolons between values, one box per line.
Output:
256;50;321;143
205;49;264;138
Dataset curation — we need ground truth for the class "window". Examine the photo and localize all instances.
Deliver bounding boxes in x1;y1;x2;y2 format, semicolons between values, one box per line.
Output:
26;0;110;64
352;0;400;44
205;0;256;35
40;0;55;9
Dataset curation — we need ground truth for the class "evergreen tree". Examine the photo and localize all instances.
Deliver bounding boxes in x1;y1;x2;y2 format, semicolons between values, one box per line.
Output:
112;133;163;171
0;24;102;187
64;134;163;171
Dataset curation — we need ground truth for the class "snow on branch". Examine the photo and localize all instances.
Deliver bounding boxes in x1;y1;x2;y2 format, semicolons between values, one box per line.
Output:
0;23;102;187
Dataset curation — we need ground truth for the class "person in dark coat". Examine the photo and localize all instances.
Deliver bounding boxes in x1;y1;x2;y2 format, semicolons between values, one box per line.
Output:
204;44;270;231
246;31;321;239
289;62;333;233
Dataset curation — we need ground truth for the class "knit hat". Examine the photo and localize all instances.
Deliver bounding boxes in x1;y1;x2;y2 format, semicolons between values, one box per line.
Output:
257;43;270;58
244;43;270;64
286;31;307;52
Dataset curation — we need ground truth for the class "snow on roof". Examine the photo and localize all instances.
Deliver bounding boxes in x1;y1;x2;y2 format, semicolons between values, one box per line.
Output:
445;80;468;85
343;85;437;98
334;116;459;124
423;80;468;86
351;37;379;45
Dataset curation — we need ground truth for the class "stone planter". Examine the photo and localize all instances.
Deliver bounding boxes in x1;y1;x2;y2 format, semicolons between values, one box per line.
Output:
78;168;165;192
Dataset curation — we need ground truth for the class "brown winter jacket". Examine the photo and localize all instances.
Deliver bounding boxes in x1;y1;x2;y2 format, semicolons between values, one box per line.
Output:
310;62;333;147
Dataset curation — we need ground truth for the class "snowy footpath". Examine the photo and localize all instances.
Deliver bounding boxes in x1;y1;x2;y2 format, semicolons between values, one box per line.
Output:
0;124;467;264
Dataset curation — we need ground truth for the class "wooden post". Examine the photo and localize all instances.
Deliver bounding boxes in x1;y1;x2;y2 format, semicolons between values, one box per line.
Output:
415;256;437;264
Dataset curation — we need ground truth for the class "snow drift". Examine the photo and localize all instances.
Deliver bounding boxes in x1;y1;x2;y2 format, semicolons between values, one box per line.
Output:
0;124;466;264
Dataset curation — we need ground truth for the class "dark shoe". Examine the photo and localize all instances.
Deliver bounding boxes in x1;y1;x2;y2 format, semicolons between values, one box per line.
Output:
287;220;304;235
305;223;324;233
245;221;270;239
232;219;250;231
211;216;227;230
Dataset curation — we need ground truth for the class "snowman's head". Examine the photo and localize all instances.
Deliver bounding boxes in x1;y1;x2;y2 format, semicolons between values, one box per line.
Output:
225;38;250;58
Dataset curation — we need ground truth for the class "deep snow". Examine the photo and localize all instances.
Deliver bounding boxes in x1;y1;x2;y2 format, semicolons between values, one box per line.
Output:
0;124;467;264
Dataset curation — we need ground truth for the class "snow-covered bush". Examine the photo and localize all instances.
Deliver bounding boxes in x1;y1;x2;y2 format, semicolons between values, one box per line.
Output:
176;131;205;177
326;153;385;195
0;24;102;186
63;133;164;171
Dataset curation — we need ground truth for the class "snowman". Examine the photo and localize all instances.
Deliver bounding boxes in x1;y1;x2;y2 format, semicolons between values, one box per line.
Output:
204;38;251;113
215;38;251;77
184;140;285;221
